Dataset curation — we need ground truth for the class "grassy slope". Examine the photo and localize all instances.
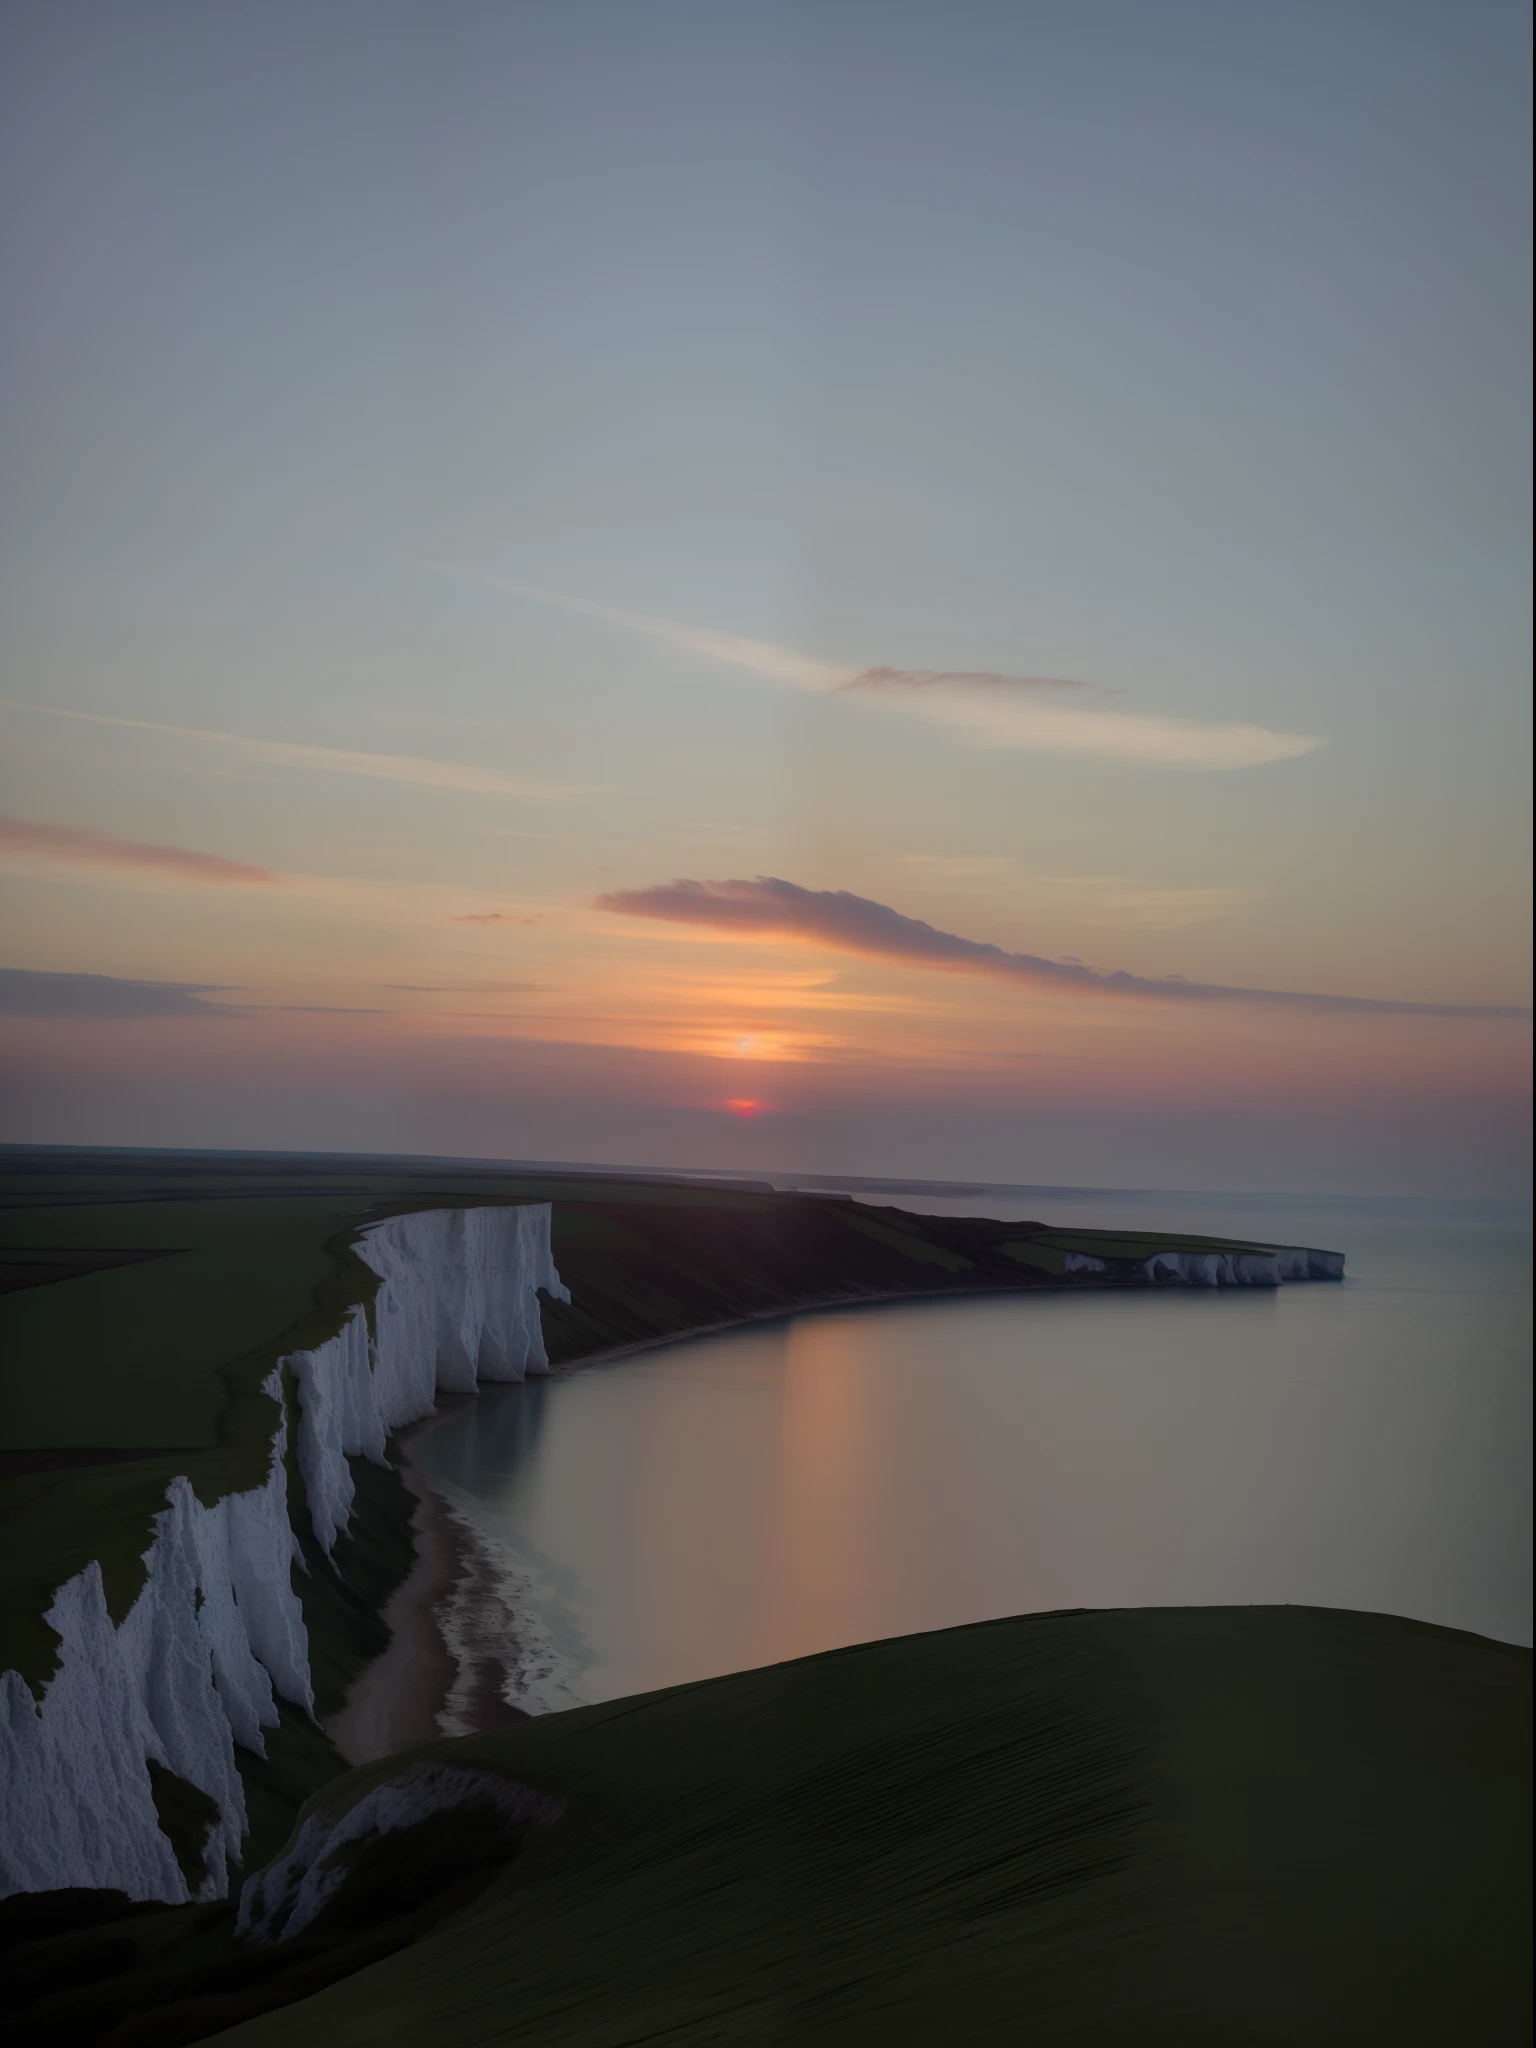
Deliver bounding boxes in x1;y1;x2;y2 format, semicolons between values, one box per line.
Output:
195;1606;1531;2048
0;1198;370;1449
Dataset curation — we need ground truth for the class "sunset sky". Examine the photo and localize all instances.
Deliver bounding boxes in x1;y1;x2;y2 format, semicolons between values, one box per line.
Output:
1;0;1529;1193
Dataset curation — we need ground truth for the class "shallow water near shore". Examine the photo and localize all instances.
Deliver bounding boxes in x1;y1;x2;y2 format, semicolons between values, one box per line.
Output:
425;1189;1532;1709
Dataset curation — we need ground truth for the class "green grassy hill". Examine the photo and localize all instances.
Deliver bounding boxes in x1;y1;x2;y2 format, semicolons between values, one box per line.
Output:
7;1605;1529;2047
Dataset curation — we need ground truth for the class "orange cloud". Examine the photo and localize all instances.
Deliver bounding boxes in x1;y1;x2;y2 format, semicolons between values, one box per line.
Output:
598;875;1529;1020
0;813;277;885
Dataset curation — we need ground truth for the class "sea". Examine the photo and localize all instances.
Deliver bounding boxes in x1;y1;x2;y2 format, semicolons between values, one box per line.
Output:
423;1186;1532;1712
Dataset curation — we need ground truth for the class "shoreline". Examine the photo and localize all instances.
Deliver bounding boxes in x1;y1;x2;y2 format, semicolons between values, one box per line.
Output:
544;1282;1037;1376
326;1288;990;1760
322;1398;528;1767
327;1288;1007;1760
321;1265;1339;1766
540;1257;1344;1381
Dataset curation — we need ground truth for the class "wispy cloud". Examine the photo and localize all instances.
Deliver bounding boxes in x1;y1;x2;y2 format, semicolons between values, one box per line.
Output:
0;813;277;885
0;967;233;1018
1040;877;1261;931
846;666;1120;696
447;910;545;926
6;702;592;800
843;676;1321;770
897;858;1258;928
596;876;1528;1019
898;853;1018;880
444;569;1323;772
440;570;850;691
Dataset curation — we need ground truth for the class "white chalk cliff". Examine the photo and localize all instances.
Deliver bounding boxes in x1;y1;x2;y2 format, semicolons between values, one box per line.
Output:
291;1205;568;1554
1043;1245;1344;1285
1141;1246;1345;1286
0;1205;567;1904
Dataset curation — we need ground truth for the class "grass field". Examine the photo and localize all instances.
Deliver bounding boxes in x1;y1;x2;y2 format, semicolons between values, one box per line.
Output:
7;1605;1528;2046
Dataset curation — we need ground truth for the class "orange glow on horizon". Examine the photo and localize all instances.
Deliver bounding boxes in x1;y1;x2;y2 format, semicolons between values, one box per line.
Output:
724;1097;767;1117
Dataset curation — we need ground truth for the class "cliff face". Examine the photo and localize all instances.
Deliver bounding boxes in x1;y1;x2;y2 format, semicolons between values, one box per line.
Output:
291;1205;568;1556
0;1206;566;1904
1141;1246;1345;1286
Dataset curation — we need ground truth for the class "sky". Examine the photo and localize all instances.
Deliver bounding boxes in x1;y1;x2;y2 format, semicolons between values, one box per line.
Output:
0;0;1529;1195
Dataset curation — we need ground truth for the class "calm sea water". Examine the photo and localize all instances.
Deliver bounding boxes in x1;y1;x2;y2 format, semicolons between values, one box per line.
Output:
425;1190;1532;1710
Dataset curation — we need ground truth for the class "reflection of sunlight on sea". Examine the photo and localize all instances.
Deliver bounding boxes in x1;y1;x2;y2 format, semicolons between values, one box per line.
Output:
763;1319;882;1657
425;1191;1531;1711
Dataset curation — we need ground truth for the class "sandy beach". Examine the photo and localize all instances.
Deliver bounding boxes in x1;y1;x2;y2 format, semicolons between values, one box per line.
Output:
322;1398;528;1767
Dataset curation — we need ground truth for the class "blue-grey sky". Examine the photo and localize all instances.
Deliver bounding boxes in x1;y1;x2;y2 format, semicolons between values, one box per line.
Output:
0;0;1529;1191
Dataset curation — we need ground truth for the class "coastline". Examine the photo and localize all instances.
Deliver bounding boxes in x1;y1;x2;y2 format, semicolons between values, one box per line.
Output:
540;1253;1344;1382
322;1399;529;1767
321;1263;1342;1767
545;1283;1017;1376
327;1290;981;1760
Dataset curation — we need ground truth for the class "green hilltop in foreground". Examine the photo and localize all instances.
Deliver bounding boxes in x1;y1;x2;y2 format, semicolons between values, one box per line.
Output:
5;1606;1530;2047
